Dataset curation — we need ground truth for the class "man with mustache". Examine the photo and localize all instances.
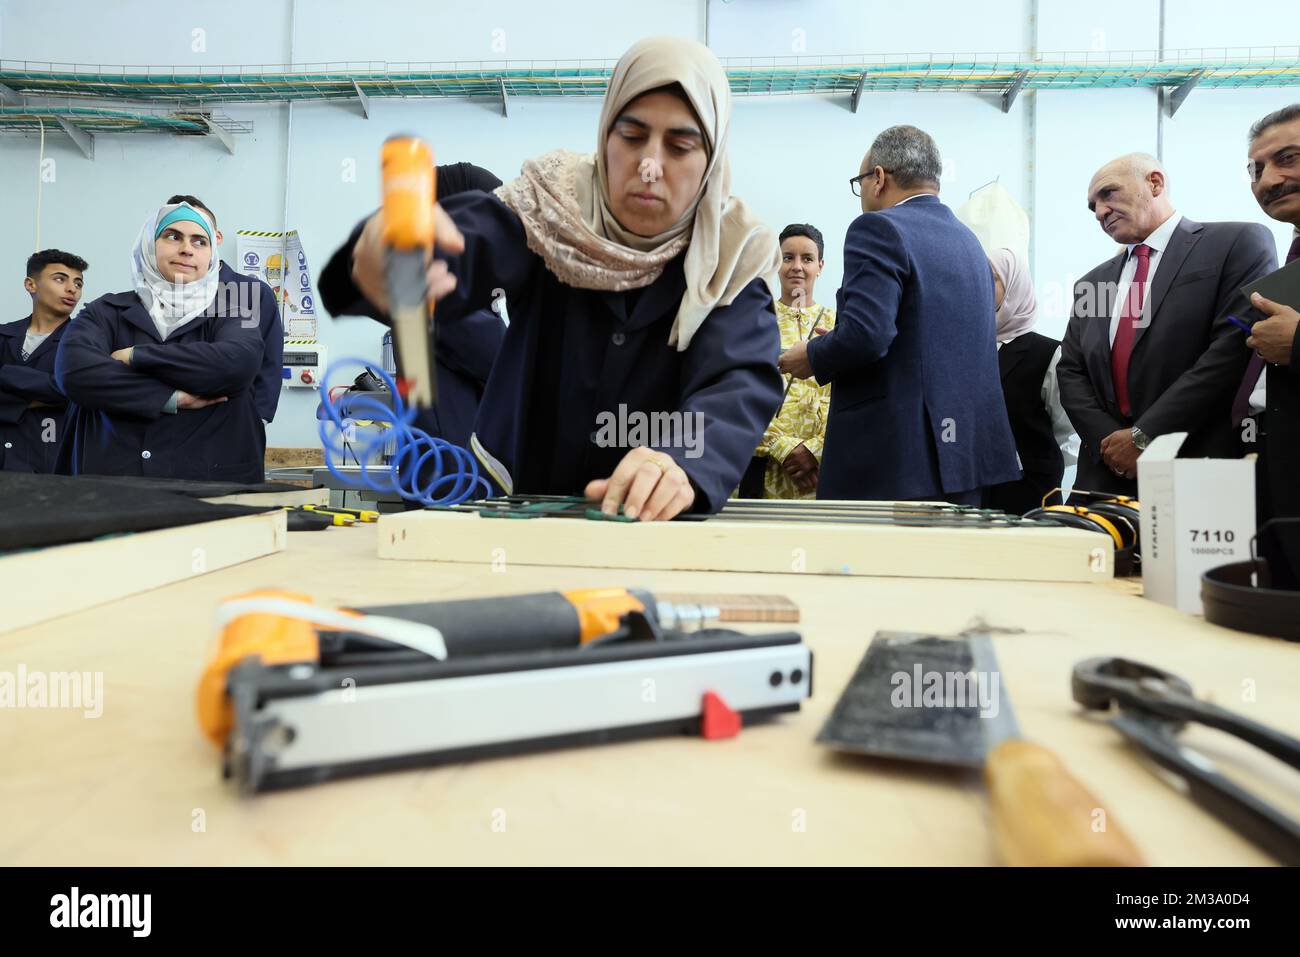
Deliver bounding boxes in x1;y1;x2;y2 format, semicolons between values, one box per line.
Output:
1241;104;1300;587
1057;153;1277;496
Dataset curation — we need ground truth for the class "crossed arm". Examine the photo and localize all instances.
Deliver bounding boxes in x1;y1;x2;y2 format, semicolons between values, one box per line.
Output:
56;306;261;418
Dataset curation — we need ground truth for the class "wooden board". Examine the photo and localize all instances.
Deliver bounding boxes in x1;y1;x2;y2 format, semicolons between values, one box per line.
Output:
202;487;328;508
2;524;1295;866
264;447;324;469
0;509;286;634
376;509;1114;583
263;448;325;488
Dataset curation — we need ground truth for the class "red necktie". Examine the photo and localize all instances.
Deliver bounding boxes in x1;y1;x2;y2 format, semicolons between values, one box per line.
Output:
1232;235;1300;426
1111;243;1152;418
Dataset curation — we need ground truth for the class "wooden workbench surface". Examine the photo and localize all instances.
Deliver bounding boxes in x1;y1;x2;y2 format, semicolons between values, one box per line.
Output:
2;525;1296;866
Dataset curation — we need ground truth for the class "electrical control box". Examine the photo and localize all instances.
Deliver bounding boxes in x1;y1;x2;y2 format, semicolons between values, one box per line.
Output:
282;338;328;390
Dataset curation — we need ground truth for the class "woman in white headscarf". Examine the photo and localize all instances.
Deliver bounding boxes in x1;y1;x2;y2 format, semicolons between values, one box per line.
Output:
982;247;1080;513
56;201;268;482
325;36;783;521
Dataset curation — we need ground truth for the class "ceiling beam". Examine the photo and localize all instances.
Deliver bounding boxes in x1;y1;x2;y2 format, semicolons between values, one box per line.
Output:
205;118;236;154
1002;70;1029;113
352;79;370;119
1165;69;1204;117
850;72;867;113
56;117;94;158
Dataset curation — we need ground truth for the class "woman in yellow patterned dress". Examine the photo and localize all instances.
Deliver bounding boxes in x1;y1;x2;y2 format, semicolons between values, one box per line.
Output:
748;224;836;499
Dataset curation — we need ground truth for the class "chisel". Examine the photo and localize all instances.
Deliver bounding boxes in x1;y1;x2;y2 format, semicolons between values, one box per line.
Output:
818;630;1145;866
967;632;1145;866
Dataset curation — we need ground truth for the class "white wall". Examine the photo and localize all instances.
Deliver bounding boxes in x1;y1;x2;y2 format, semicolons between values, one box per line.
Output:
2;0;1297;446
705;0;1031;55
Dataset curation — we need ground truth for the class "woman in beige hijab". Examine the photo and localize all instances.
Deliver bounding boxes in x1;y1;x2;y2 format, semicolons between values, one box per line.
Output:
982;247;1080;514
327;36;781;521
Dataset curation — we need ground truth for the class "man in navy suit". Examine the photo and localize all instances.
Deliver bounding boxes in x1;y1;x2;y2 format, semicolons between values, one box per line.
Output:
1243;104;1300;587
779;125;1019;504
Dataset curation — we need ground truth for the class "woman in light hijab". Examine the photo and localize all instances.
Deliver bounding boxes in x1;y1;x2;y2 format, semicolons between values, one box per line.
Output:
56;201;267;482
981;247;1080;514
324;36;783;521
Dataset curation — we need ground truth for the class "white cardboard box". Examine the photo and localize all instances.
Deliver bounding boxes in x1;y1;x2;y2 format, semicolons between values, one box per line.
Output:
1138;432;1256;614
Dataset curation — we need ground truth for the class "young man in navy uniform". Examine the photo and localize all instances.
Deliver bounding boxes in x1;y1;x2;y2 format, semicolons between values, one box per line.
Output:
0;249;88;472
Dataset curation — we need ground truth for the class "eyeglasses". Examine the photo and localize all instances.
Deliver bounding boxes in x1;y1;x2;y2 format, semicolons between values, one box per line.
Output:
849;169;885;197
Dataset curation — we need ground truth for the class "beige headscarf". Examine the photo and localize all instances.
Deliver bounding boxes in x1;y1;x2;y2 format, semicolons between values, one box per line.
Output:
494;36;779;351
987;247;1037;343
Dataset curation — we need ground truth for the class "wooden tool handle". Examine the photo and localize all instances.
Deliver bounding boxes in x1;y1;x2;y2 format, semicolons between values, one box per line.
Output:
985;739;1146;867
656;593;800;623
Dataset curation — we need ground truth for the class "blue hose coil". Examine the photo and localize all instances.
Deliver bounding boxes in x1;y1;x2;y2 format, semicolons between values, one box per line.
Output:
317;358;492;506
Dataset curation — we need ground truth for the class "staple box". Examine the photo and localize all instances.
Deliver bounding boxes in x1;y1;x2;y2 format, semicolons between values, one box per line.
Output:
1138;432;1255;614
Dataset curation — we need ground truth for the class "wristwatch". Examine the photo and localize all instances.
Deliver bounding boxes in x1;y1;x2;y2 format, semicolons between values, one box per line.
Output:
1131;426;1151;451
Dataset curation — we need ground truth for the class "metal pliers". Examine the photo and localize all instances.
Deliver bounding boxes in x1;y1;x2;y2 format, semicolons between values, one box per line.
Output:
1072;657;1300;865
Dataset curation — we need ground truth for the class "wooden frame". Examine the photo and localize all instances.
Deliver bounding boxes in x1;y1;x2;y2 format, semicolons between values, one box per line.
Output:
203;487;328;508
376;509;1114;583
1;509;287;634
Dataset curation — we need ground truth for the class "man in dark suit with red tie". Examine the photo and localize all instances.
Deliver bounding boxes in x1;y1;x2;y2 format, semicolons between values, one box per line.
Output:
1057;153;1277;497
1242;104;1300;587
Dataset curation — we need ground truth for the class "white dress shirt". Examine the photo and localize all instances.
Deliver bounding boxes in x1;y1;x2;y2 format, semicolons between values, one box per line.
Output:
1109;211;1184;344
997;340;1081;466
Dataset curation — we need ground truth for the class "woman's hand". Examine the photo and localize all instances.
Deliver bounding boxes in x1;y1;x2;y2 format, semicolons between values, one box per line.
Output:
585;447;696;522
350;204;466;314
